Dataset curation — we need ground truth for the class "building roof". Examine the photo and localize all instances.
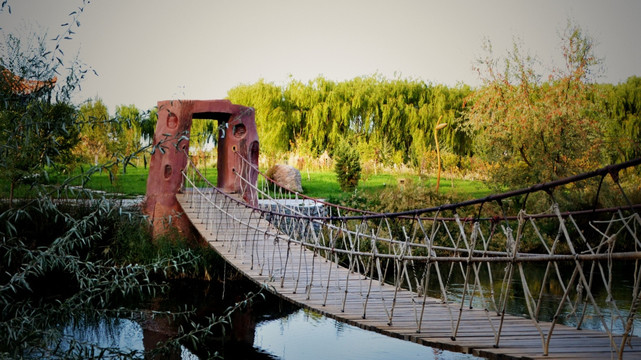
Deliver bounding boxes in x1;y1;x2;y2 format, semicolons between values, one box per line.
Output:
1;67;57;95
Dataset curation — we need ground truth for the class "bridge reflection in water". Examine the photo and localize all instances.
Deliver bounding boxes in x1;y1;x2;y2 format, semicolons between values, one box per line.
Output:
178;152;641;360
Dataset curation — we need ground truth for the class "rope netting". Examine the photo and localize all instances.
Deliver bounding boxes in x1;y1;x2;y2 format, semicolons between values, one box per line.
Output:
181;152;641;358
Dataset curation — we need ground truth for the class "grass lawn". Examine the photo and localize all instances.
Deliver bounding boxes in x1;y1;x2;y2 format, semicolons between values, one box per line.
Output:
1;165;492;202
50;165;218;197
0;166;151;200
300;171;491;200
51;166;151;197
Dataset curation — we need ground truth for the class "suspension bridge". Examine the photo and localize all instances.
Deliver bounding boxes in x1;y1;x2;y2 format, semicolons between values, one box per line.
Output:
175;151;641;359
143;100;641;359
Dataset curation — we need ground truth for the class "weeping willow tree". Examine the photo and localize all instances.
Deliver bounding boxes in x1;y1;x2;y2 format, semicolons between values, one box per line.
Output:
227;75;473;169
227;79;293;156
227;72;637;179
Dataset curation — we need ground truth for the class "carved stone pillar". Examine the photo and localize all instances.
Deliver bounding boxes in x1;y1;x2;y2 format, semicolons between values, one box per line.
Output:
143;99;259;238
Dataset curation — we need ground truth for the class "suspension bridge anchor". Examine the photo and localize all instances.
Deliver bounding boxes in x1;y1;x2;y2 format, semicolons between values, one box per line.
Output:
143;99;259;239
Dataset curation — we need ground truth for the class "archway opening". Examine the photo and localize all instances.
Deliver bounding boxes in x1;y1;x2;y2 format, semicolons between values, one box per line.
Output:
189;112;232;183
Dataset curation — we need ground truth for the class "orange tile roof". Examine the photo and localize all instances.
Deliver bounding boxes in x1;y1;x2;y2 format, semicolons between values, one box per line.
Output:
1;67;57;95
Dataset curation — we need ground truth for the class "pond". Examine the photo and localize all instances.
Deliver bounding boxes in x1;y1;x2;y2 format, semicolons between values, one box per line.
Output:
57;260;638;359
254;308;477;360
61;307;477;359
426;260;641;336
56;277;479;359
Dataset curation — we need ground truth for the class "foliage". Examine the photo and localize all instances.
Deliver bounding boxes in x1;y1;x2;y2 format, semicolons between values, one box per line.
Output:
0;199;145;356
74;100;156;172
0;196;263;358
465;22;606;189
227;79;292;156
109;218;223;280
114;104;143;167
75;98;110;165
77;99;145;168
0;31;82;205
333;137;362;192
598;76;641;163
337;178;462;214
0;3;262;358
224;28;639;183
140;106;157;144
227;75;473;168
228;70;640;185
0;100;79;203
189;116;232;170
190;117;218;151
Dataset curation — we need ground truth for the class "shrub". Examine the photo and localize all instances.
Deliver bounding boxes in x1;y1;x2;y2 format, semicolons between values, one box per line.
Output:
333;138;362;192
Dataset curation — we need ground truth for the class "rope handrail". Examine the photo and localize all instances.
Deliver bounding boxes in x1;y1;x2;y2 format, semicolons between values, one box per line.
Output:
232;150;641;221
182;152;641;258
182;151;641;257
180;150;641;359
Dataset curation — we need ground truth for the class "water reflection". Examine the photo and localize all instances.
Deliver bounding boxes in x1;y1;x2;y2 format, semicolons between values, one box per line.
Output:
62;318;144;354
57;277;479;359
254;309;478;360
422;260;640;335
60;304;478;360
60;318;199;359
58;260;638;359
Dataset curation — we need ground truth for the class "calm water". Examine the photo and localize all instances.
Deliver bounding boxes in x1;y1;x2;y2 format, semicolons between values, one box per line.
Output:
254;309;476;360
59;260;639;359
62;308;476;359
58;277;479;359
426;261;641;336
66;310;478;360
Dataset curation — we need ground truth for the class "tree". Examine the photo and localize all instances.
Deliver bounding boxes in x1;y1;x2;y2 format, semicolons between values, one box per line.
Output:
334;137;362;192
0;33;80;205
227;75;474;173
115;104;141;153
77;100;152;173
464;22;605;188
1;3;259;358
0;100;79;204
228;79;292;155
114;103;148;171
599;76;641;163
76;98;115;165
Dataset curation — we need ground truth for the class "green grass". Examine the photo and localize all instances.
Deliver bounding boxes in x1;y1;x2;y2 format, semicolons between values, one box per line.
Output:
1;165;492;202
0;166;151;200
52;166;150;197
300;171;492;200
46;165;219;198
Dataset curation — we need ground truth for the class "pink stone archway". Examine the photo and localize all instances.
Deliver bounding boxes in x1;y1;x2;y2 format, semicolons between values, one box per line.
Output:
143;99;259;238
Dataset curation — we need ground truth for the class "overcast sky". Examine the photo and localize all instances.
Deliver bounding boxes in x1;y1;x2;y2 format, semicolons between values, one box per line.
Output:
2;0;640;112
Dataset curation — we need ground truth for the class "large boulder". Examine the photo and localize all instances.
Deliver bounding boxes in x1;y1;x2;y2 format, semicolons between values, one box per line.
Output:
266;164;303;193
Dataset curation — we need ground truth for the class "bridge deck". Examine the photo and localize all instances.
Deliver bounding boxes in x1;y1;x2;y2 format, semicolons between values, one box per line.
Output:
178;193;641;359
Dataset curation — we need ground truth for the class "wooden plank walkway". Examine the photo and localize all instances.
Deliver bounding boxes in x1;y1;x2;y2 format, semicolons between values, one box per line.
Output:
178;193;641;359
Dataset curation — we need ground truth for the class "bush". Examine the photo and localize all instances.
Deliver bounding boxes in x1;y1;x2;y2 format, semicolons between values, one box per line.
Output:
0;197;230;357
333;138;362;192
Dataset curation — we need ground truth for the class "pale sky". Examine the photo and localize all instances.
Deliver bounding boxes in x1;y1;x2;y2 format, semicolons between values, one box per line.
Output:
2;0;640;113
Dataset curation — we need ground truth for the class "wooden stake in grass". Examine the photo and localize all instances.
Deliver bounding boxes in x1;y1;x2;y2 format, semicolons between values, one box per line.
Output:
434;116;448;193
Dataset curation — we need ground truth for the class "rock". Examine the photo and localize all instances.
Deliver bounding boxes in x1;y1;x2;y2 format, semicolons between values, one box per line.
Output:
266;164;303;193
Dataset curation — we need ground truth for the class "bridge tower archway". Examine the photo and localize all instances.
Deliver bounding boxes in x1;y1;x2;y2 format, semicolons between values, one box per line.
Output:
143;99;259;237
